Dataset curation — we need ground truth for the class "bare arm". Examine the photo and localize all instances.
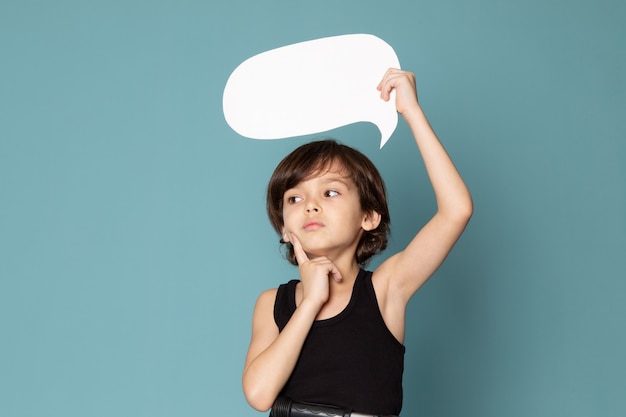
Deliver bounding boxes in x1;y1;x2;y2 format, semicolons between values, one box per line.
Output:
373;69;473;340
242;234;341;411
242;288;320;411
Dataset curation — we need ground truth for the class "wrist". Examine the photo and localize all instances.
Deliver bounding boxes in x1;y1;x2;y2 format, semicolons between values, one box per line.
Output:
298;297;325;315
400;101;422;118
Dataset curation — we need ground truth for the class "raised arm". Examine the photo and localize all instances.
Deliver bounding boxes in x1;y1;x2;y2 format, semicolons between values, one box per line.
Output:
373;69;473;340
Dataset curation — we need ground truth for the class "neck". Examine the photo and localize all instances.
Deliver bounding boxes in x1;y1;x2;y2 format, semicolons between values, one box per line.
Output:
330;257;361;290
303;243;362;288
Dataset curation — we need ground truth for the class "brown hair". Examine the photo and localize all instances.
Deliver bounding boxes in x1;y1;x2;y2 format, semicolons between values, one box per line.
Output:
266;139;390;266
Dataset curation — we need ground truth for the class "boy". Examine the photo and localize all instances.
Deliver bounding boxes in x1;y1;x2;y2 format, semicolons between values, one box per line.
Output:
243;69;473;416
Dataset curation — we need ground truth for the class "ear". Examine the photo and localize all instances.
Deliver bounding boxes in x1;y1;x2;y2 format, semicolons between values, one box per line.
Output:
361;210;382;232
281;227;291;243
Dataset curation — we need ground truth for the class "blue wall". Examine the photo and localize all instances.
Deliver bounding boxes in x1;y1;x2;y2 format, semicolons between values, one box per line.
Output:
1;1;624;416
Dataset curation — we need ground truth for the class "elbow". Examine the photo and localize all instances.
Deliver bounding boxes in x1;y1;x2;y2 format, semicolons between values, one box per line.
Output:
459;187;474;220
460;196;473;223
243;381;275;412
440;188;473;226
245;394;274;413
450;195;473;225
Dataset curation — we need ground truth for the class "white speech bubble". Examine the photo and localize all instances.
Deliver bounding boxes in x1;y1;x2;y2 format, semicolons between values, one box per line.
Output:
223;34;400;148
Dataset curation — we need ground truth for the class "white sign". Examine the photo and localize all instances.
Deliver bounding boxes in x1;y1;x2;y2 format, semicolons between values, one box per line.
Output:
223;34;401;148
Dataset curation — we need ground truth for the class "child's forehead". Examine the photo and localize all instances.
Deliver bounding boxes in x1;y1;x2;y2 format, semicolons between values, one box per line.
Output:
303;160;352;182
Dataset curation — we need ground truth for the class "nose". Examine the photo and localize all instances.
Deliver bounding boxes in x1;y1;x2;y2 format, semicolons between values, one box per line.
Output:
305;200;320;213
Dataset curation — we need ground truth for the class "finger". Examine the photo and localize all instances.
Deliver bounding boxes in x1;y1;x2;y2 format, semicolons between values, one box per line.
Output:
289;233;310;265
314;257;343;283
379;71;416;102
329;263;343;282
378;77;396;101
378;73;403;100
377;68;393;92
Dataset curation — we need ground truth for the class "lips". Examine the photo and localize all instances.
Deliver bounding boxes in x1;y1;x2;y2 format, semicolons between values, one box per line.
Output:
303;220;324;231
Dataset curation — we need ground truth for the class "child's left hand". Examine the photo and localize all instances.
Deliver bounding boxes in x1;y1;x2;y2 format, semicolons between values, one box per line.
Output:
377;68;419;115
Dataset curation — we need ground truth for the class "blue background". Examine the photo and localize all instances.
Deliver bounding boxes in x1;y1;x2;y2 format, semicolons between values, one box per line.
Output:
1;1;624;416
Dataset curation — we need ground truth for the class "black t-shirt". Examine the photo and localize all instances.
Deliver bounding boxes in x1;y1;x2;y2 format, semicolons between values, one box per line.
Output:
274;269;405;415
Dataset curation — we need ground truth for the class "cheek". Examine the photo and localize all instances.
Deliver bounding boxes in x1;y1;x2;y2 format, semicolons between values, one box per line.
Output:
281;212;296;240
282;207;294;226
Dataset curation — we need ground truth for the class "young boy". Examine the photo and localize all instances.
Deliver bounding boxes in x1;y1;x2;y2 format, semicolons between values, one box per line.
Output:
243;69;473;416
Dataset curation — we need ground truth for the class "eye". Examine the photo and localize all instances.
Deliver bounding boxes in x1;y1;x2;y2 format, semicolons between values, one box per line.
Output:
325;190;340;198
286;195;303;204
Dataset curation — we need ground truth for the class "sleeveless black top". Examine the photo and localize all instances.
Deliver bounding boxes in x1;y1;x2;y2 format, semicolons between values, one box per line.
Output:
274;269;405;415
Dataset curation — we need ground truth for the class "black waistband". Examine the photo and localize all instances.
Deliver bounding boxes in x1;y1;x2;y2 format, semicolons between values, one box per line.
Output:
270;396;399;417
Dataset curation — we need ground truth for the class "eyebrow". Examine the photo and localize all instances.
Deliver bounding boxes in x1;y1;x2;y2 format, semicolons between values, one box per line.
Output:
286;174;353;193
319;175;353;188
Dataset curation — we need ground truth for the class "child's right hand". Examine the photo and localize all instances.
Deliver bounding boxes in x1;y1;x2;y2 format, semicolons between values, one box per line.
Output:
290;233;342;309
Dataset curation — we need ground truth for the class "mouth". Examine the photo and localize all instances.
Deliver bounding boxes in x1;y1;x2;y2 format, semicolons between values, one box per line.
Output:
303;220;324;231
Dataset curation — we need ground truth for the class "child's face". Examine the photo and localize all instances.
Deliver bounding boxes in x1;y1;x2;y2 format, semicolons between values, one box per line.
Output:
281;162;379;260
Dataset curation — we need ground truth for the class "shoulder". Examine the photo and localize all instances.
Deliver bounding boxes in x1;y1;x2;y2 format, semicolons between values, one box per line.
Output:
254;288;278;312
253;281;295;316
370;258;395;299
250;288;279;336
254;279;300;307
371;247;427;305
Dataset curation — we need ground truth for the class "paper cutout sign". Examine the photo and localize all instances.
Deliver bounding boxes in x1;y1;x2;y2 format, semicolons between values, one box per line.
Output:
222;34;401;148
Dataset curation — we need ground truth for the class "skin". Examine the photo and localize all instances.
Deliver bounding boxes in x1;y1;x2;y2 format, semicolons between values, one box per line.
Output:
242;68;474;412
